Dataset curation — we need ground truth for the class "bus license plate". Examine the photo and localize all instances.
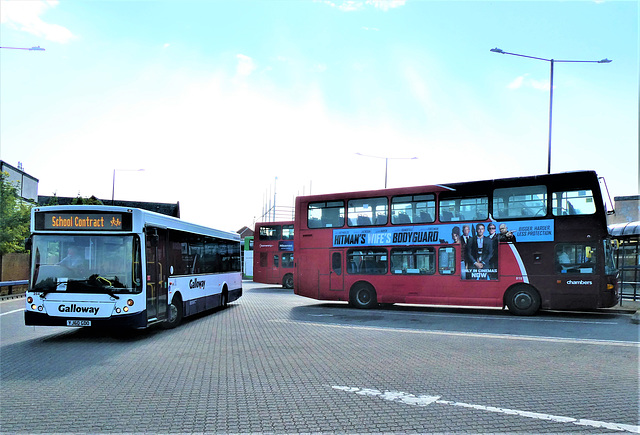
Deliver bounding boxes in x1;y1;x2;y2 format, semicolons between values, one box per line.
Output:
67;320;91;327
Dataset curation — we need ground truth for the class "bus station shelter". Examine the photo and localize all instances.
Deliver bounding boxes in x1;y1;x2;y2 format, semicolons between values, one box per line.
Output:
609;221;640;302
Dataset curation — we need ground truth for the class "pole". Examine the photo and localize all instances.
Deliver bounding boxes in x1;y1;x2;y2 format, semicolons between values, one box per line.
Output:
384;158;388;189
547;59;554;174
273;177;277;222
111;170;116;205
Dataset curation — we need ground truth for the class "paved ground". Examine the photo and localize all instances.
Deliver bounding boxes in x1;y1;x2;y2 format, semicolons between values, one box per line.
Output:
1;282;638;434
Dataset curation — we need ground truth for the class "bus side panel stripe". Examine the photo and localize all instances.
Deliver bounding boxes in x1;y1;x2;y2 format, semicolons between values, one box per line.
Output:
508;244;529;284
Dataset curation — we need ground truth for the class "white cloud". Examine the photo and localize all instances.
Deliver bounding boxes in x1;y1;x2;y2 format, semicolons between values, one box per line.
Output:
1;0;75;43
236;54;256;76
507;74;550;91
507;75;525;89
366;0;406;11
318;0;405;12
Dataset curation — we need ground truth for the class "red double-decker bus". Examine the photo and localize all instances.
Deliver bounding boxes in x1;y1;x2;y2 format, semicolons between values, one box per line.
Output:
253;221;295;288
293;171;618;315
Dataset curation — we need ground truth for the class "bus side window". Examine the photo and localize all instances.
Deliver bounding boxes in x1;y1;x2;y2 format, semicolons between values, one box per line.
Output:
273;255;279;268
556;244;596;274
260;252;268;267
552;190;595;216
332;252;342;276
438;247;456;275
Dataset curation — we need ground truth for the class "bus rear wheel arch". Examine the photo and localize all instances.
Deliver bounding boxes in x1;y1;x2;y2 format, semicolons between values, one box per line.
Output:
349;282;377;309
505;284;541;316
282;273;294;289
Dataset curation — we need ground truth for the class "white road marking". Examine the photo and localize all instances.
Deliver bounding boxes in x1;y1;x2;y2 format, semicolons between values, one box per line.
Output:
274;319;640;347
0;308;23;317
332;386;640;433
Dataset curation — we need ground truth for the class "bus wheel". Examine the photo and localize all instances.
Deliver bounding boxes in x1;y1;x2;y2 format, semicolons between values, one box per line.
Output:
505;285;540;316
350;283;377;309
283;274;294;289
163;295;183;329
220;287;228;309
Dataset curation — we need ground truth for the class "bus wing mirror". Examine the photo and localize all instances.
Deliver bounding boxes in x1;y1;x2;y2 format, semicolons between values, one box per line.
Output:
24;236;32;251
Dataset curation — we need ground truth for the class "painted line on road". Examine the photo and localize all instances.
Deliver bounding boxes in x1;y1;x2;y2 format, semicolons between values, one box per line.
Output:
0;308;23;317
332;386;640;433
274;320;640;347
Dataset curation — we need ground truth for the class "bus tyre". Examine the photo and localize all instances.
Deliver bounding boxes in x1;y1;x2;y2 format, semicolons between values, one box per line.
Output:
163;295;183;329
221;287;228;309
283;274;294;289
350;283;377;309
505;285;541;316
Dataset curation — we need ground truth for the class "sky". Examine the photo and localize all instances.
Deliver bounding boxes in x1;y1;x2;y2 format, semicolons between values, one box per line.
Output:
1;0;637;232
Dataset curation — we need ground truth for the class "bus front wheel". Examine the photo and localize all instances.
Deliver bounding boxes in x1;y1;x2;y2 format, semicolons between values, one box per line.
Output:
505;285;540;316
350;283;377;309
283;274;294;289
163;295;183;329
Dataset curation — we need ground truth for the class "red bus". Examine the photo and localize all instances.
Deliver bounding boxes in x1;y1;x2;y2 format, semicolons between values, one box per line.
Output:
294;171;618;315
253;221;295;288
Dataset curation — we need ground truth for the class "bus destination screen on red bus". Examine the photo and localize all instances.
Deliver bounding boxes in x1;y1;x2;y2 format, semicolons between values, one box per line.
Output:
39;213;126;231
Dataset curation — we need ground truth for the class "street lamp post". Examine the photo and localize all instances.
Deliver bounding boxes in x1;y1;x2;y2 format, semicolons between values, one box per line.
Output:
355;153;418;188
112;169;145;205
490;48;611;174
0;46;45;51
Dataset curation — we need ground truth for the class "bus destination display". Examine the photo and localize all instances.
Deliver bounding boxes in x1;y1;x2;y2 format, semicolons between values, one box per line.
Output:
41;213;124;231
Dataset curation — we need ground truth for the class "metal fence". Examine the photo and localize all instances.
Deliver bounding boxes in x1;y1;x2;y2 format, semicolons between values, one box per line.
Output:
609;222;640;302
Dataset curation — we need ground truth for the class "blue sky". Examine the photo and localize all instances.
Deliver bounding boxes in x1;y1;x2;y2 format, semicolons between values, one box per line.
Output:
1;0;637;231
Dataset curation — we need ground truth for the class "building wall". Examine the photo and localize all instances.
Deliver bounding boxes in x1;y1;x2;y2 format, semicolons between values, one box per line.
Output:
608;196;640;225
1;161;39;202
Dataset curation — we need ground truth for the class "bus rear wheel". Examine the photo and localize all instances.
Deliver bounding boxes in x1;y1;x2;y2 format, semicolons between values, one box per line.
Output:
505;285;540;316
350;283;377;309
283;274;294;289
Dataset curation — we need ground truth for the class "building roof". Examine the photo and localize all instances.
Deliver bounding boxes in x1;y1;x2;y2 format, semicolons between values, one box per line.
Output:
608;221;640;238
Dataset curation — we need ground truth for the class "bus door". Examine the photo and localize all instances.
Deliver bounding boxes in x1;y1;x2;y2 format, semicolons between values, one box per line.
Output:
145;227;168;322
330;251;344;291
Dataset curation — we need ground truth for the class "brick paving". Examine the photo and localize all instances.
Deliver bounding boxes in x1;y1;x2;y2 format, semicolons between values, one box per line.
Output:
1;282;638;434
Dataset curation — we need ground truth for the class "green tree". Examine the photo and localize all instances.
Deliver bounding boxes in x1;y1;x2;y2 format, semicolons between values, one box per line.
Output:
71;195;104;205
0;171;32;254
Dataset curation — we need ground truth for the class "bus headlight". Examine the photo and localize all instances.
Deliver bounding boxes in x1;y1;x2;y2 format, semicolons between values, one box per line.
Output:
116;308;121;313
607;284;615;290
31;304;37;310
123;306;129;312
127;299;134;306
27;296;33;304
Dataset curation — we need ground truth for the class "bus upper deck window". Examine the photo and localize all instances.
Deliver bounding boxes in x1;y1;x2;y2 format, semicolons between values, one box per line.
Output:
308;201;345;228
552;190;595;216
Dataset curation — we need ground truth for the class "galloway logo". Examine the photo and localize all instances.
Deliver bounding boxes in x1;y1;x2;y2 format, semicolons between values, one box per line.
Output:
567;280;593;285
189;278;206;290
58;304;100;315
